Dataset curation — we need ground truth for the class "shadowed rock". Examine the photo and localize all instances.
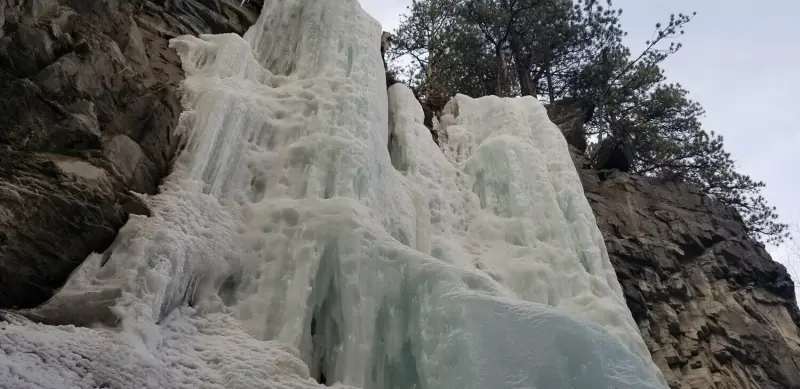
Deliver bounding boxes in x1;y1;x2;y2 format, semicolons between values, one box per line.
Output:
0;0;261;309
593;136;633;179
545;97;594;153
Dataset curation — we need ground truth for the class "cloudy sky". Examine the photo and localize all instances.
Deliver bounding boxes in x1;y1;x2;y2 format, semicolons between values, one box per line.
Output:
359;0;800;283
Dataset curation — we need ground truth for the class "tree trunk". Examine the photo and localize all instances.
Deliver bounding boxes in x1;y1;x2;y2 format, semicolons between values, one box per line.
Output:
545;66;555;103
494;48;510;97
424;37;441;101
516;62;535;96
510;40;535;96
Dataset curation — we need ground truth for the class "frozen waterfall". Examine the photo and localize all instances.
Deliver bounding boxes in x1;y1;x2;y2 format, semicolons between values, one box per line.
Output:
0;0;668;388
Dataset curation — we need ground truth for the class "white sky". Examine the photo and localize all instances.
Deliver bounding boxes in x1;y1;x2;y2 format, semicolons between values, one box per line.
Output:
359;0;800;285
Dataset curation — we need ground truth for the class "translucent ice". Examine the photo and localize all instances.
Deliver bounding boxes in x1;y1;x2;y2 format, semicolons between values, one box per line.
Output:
0;0;667;388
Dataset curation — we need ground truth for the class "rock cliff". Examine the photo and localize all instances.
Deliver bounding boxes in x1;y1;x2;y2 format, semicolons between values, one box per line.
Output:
1;2;799;388
581;162;800;389
0;0;261;308
548;102;800;389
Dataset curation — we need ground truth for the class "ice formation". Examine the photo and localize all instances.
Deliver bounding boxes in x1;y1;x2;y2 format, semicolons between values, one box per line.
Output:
0;0;668;388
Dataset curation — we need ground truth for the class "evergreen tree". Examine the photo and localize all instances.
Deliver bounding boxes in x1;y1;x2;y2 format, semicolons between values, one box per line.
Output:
388;0;459;101
388;0;788;245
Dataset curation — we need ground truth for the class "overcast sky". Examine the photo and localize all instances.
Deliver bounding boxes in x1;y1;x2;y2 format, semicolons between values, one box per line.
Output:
358;0;800;284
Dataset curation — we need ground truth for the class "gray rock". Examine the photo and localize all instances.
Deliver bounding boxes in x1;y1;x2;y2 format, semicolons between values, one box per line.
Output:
550;107;800;389
0;151;147;309
544;97;593;153
0;0;260;309
593;136;633;175
103;134;157;193
0;69;103;151
123;17;149;70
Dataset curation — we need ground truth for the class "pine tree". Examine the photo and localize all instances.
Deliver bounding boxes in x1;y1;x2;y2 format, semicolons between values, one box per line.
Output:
388;0;788;245
388;0;459;101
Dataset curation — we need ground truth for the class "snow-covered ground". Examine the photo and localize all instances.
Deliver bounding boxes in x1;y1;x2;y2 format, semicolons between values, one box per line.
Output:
0;0;667;388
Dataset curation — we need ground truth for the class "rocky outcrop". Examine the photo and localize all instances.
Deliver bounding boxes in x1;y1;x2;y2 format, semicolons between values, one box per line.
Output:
593;137;633;175
544;97;593;153
553;109;800;389
0;0;261;309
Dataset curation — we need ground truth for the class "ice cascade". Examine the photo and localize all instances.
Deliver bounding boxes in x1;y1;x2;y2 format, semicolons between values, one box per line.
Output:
0;0;668;388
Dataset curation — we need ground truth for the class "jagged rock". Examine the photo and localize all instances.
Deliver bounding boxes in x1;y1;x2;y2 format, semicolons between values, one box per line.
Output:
547;103;800;389
581;152;800;389
0;69;103;151
0;0;260;309
103;134;158;193
545;97;594;153
0;152;148;309
593;136;633;174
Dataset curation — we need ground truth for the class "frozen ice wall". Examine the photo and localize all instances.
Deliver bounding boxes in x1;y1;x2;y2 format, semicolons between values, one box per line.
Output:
0;0;668;388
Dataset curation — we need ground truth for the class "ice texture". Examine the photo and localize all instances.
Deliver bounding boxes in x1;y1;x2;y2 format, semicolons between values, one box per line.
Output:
0;0;668;388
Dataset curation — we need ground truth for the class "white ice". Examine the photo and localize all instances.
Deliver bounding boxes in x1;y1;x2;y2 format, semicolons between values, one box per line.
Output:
0;0;668;388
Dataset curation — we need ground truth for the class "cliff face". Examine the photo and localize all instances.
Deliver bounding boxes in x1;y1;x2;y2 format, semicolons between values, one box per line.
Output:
580;164;800;389
0;0;261;308
549;103;800;389
2;2;799;388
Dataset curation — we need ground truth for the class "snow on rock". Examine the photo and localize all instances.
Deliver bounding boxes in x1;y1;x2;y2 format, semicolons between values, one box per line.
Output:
1;0;667;388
